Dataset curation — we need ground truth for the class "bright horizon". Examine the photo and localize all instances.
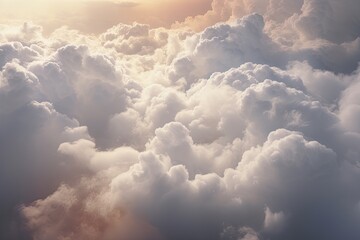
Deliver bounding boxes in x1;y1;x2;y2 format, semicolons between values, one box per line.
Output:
0;0;212;33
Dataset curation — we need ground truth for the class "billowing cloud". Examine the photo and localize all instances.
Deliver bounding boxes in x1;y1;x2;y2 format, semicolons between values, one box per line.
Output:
1;0;360;240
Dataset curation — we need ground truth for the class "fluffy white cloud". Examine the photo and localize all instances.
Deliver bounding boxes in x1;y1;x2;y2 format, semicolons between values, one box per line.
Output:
1;0;360;240
169;14;284;88
23;125;357;240
180;0;360;44
339;74;360;133
101;23;169;55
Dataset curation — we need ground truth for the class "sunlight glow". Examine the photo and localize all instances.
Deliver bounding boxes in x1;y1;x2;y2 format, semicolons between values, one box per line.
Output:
0;0;212;33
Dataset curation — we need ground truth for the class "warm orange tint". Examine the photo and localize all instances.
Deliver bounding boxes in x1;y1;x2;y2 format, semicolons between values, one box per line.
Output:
0;0;212;33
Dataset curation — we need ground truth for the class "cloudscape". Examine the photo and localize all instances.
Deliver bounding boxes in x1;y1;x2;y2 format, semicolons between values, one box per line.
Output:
1;0;360;239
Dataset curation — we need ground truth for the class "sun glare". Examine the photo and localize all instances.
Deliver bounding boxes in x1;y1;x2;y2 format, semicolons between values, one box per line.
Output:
0;0;211;33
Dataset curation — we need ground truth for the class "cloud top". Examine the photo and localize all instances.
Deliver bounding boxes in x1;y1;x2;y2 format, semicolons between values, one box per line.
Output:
0;1;360;240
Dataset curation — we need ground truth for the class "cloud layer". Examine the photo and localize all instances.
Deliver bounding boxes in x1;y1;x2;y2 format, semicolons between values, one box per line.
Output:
1;0;360;239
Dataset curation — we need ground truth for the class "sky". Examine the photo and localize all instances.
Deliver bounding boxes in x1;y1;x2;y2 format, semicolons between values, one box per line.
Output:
0;0;213;33
1;0;360;240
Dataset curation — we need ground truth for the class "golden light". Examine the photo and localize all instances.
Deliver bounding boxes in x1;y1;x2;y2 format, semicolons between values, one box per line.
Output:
0;0;212;33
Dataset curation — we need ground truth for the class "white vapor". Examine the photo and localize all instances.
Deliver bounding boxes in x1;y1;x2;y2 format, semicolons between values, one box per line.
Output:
1;0;360;240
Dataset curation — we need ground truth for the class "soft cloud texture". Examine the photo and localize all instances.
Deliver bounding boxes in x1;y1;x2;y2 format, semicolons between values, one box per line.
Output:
1;0;360;240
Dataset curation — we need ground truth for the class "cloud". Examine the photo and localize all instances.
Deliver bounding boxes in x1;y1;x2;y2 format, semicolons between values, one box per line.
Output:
0;0;360;240
22;184;164;240
23;125;357;240
221;226;260;240
178;0;360;44
169;14;285;88
264;207;286;233
339;75;360;133
100;23;169;55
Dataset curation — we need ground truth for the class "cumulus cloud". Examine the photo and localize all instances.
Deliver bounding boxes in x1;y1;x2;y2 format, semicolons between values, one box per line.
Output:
101;23;169;55
1;0;360;240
